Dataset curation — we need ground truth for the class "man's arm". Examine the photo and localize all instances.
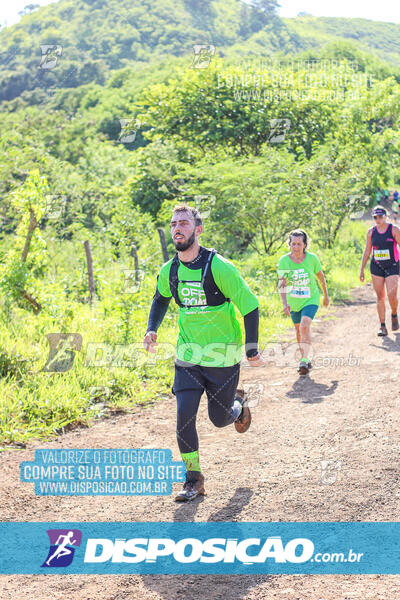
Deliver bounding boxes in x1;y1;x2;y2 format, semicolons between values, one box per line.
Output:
146;289;171;334
243;306;264;366
144;272;172;353
244;306;259;358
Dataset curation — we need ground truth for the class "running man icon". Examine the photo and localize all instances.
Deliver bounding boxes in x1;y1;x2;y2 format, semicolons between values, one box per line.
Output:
42;529;82;567
46;531;76;565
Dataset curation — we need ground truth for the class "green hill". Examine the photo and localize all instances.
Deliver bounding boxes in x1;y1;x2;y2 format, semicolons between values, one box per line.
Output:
3;0;400;107
0;0;283;104
284;16;400;68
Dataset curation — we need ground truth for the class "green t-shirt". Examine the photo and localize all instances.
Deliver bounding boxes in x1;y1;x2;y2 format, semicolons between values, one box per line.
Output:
157;248;259;367
277;252;322;312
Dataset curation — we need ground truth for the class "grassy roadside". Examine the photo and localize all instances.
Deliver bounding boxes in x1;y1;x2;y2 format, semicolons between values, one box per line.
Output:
0;220;370;448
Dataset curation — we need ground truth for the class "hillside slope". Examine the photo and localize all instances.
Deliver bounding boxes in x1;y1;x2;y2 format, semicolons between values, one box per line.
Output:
284;16;400;67
0;0;284;104
3;1;400;107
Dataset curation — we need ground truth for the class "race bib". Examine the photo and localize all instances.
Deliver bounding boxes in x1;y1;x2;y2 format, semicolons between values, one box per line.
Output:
374;248;390;261
180;281;207;306
290;286;311;298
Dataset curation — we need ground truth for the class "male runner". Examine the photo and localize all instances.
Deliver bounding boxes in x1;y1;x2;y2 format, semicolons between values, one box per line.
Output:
360;205;400;336
143;204;264;501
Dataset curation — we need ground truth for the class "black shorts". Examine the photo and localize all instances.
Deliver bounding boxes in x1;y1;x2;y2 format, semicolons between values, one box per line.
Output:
172;360;240;401
370;261;400;278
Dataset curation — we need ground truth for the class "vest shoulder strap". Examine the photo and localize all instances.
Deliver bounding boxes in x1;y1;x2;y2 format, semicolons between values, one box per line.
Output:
168;248;228;308
169;253;182;307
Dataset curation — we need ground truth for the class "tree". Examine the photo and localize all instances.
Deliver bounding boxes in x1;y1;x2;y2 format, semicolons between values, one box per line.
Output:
247;0;280;33
125;139;186;216
18;4;39;17
137;61;343;159
0;169;49;312
307;141;378;248
248;0;279;16
160;145;314;257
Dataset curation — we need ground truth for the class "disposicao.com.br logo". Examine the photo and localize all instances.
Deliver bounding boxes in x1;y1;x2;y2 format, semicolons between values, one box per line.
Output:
84;535;316;564
0;522;391;575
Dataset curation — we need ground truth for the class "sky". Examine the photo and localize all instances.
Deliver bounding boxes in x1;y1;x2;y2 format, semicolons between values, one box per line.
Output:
2;0;400;27
0;0;56;27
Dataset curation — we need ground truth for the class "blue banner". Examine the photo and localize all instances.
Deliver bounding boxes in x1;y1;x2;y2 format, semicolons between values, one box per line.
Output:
0;522;399;574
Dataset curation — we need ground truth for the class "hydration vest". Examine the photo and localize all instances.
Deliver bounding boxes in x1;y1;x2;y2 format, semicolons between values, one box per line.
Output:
168;248;230;308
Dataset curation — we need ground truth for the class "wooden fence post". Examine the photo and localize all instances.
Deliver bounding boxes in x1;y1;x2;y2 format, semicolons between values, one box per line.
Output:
84;240;96;305
19;207;42;313
157;227;169;262
131;244;139;287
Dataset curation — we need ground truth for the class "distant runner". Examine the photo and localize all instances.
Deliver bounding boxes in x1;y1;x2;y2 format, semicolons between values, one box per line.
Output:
277;230;329;376
360;205;400;336
392;190;399;223
392;199;399;223
143;204;264;502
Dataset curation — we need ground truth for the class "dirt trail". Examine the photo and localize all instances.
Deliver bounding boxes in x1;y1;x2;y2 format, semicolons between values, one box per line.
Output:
1;283;400;599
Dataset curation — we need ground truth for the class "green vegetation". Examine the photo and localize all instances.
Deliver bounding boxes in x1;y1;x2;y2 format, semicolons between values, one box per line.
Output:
0;0;400;446
0;0;282;105
0;217;367;447
285;17;400;71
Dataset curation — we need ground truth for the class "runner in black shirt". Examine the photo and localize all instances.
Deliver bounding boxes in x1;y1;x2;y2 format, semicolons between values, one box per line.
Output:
360;206;400;336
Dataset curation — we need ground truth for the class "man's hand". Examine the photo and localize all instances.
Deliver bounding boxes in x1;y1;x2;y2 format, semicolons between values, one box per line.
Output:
283;303;291;317
247;353;265;367
323;295;330;307
360;270;365;282
143;331;158;353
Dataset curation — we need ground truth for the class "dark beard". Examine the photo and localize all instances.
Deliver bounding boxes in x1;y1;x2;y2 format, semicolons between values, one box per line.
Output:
173;230;196;251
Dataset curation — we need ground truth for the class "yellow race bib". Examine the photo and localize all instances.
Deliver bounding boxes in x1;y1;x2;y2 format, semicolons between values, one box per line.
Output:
374;248;390;261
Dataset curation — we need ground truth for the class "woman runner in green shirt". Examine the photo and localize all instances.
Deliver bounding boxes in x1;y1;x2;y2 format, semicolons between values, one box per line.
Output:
277;230;329;375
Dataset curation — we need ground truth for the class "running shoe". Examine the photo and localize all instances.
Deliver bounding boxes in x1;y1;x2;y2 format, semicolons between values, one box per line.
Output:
297;360;310;376
234;388;251;433
392;314;399;331
174;473;205;502
378;324;388;336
